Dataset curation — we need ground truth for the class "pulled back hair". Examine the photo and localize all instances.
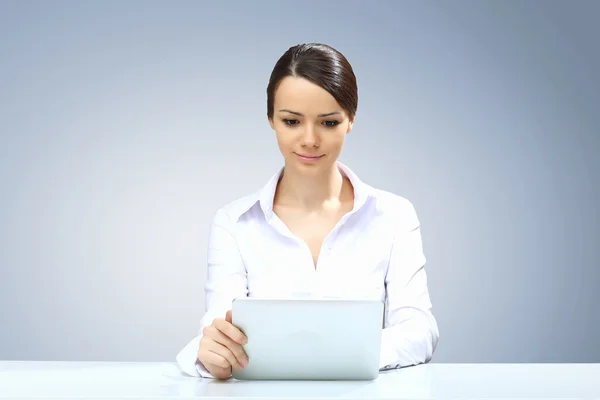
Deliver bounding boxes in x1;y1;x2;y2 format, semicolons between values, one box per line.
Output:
266;43;358;120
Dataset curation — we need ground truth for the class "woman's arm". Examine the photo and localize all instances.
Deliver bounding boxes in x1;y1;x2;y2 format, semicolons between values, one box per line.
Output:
379;202;440;369
176;208;248;377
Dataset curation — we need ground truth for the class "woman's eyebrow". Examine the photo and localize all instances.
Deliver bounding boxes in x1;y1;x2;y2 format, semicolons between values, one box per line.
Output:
278;109;342;117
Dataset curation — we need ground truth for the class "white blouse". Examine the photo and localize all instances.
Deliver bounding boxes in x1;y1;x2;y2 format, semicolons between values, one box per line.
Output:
176;162;439;378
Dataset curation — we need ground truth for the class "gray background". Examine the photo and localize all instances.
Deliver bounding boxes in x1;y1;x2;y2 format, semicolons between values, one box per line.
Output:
1;0;598;364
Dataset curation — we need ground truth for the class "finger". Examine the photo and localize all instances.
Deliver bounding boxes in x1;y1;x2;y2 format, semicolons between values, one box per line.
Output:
224;310;247;346
203;325;248;367
214;318;248;345
207;340;242;371
212;328;248;367
208;364;231;380
201;351;232;378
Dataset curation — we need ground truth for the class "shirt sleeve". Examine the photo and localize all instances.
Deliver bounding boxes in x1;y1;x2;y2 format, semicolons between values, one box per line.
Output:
379;201;440;370
176;207;249;378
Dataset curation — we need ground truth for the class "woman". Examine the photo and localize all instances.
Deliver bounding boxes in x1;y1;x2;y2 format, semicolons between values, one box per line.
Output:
176;43;439;379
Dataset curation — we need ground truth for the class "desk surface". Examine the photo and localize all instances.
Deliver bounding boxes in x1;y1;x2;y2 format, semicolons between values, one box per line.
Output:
1;361;599;399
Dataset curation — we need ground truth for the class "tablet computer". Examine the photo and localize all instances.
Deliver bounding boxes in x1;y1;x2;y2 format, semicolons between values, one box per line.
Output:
231;297;384;380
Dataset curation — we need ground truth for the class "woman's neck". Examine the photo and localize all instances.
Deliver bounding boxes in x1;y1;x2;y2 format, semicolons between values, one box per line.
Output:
275;163;352;211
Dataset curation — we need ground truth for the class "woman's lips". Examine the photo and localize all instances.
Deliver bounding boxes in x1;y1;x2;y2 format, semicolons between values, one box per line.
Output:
295;153;324;162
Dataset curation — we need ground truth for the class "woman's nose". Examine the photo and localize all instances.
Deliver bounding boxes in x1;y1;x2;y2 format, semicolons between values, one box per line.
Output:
301;126;319;147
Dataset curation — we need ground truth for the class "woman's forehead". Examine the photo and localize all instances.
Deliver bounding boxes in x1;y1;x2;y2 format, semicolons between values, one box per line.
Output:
274;76;344;116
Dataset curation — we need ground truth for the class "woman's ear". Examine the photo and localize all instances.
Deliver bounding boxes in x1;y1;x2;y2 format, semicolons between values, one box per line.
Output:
346;117;354;134
268;116;275;130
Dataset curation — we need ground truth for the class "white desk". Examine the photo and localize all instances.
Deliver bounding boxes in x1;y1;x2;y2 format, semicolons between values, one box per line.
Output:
0;361;599;399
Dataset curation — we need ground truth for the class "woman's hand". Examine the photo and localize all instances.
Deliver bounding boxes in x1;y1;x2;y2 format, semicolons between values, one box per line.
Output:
197;310;249;379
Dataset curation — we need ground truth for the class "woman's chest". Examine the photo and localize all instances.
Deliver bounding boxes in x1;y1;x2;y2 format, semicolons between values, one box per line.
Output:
272;207;350;269
236;214;395;301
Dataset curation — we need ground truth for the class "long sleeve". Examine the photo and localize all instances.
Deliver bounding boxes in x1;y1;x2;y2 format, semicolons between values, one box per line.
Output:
379;203;439;369
176;208;248;378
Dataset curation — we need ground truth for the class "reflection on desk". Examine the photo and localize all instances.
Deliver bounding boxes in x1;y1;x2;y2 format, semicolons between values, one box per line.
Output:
0;361;599;399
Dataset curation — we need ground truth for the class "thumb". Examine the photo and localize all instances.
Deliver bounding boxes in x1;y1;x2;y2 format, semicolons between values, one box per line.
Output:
225;309;232;323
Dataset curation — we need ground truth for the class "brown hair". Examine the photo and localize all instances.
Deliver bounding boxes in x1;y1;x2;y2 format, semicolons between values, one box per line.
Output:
266;43;358;120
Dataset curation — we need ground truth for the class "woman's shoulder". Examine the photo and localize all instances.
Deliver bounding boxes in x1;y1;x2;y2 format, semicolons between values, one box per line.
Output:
340;162;420;225
210;188;264;225
367;185;421;228
211;167;282;223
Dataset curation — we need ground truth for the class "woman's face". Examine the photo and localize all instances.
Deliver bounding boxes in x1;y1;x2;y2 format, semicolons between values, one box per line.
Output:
269;76;353;174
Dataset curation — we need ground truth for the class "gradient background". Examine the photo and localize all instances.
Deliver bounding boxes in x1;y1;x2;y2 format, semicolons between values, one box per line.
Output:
1;0;598;364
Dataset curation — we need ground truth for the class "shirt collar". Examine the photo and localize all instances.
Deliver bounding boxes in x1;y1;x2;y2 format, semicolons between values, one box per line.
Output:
247;162;374;222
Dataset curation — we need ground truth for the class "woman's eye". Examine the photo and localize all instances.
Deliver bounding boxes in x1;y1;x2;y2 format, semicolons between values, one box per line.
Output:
323;120;340;128
282;119;299;126
282;119;339;128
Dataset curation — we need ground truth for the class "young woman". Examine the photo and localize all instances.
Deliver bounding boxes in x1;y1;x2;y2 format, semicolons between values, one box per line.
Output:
176;43;439;379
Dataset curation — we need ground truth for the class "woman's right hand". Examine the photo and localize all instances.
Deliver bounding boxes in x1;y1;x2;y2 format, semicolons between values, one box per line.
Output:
197;310;249;379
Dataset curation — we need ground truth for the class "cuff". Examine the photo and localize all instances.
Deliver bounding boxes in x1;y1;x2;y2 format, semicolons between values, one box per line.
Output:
175;335;214;378
379;328;399;369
